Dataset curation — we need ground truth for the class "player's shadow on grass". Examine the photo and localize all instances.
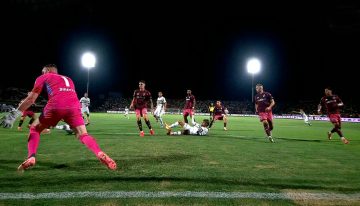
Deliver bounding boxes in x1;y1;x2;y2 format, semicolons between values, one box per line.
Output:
211;135;270;142
0;154;196;172
276;137;324;143
0;159;22;170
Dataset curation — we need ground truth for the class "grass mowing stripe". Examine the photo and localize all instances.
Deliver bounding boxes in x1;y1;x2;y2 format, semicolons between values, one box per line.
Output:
0;191;359;200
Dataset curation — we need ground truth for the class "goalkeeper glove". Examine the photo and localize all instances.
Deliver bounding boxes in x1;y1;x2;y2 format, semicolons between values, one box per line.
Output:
0;109;22;128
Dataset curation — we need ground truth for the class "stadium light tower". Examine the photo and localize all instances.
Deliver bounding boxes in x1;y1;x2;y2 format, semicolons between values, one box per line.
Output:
246;58;261;103
81;52;96;94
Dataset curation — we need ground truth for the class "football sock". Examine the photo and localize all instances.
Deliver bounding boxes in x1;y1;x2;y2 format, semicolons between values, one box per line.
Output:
171;131;182;135
334;124;343;137
79;133;101;155
191;116;195;124
159;117;164;126
224;122;227;128
137;120;143;131
145;120;152;129
170;122;179;128
28;118;35;125
27;126;40;158
184;115;188;123
209;119;214;128
268;121;274;131
263;124;271;136
331;128;337;133
18;119;24;127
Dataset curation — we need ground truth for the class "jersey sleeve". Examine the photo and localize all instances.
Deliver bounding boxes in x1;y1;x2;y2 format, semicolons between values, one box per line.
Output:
31;75;45;94
147;91;152;101
336;96;343;104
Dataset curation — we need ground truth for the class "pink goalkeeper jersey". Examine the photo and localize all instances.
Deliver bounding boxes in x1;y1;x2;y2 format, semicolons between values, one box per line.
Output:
32;72;81;110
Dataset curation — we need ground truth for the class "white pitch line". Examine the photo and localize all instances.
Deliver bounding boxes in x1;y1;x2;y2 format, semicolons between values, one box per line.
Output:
0;191;359;200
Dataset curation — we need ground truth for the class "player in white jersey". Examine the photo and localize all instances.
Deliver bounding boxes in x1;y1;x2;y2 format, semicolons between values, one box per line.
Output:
165;119;210;136
293;109;312;126
153;91;167;127
124;106;129;119
79;93;91;125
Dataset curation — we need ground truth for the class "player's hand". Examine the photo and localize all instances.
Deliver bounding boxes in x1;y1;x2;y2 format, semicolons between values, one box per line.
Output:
265;107;271;112
129;105;133;110
0;109;22;128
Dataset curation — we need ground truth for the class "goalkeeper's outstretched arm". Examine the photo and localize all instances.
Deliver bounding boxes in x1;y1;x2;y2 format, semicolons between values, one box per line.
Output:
0;92;39;128
18;92;39;112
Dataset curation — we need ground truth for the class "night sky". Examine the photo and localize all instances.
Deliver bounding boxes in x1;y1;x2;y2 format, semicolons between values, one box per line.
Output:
1;1;359;103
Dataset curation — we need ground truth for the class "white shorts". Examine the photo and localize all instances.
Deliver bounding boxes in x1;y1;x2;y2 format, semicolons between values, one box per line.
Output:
81;107;90;114
154;107;165;117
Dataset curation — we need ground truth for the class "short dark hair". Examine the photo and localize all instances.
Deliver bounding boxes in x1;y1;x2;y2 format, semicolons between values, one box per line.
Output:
203;119;210;127
44;64;57;68
256;83;263;87
139;80;146;84
325;86;332;91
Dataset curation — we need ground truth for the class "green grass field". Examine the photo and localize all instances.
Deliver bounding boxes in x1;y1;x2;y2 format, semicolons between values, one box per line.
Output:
0;113;359;205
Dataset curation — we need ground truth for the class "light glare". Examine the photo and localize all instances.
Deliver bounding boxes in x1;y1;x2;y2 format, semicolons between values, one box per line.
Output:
246;58;261;74
81;52;96;69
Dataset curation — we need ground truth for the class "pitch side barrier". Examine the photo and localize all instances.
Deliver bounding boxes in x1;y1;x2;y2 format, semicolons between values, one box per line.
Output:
106;111;360;123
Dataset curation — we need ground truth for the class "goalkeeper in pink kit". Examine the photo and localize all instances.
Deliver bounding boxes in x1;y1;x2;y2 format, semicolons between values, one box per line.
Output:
0;64;117;171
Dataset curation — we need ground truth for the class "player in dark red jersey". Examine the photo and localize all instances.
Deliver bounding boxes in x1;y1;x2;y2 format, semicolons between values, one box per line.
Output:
183;89;196;124
129;80;155;137
317;87;349;144
255;83;275;143
0;64;116;171
209;100;228;130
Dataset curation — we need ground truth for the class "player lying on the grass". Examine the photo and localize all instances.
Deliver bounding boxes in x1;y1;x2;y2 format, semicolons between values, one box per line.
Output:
165;119;210;136
292;109;312;126
54;122;74;134
0;64;116;171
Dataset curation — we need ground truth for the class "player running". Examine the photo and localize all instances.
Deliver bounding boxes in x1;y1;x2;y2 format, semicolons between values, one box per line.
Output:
153;91;167;127
318;87;349;144
292;109;312;126
255;83;275;143
0;64;116;171
79;92;91;125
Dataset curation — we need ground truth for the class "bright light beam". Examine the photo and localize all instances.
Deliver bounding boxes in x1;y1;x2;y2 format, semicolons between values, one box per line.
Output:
81;52;96;69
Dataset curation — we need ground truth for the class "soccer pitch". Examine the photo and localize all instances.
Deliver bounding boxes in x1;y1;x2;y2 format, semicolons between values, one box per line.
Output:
0;113;359;205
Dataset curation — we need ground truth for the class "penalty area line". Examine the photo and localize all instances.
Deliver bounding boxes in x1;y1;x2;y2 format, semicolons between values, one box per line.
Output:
0;191;359;200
